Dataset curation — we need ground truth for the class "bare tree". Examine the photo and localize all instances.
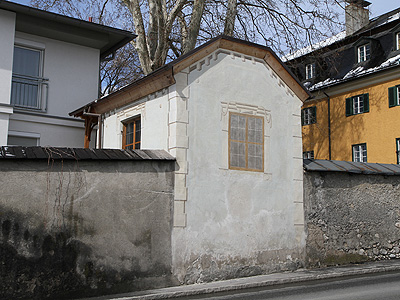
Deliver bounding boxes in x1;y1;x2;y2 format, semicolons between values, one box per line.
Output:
31;0;344;78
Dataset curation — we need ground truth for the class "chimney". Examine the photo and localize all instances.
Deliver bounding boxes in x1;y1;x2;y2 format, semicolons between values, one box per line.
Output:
345;0;371;36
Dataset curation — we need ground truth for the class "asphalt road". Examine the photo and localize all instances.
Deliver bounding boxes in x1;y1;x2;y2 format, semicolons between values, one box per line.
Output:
180;271;400;300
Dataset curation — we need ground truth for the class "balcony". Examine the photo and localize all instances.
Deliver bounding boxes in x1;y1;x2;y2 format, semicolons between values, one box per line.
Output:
11;74;48;111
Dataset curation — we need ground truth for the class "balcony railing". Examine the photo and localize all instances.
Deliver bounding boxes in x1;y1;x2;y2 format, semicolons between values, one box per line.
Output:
11;74;48;111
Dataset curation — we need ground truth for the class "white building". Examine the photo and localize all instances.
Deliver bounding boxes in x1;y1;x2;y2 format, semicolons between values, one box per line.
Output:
72;36;310;283
0;1;134;147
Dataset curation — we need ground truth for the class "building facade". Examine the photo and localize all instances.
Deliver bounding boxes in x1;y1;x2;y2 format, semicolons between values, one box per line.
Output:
0;1;134;147
72;36;310;283
287;1;400;164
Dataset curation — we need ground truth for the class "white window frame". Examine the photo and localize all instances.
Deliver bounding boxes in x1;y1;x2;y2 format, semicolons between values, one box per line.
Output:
396;138;400;164
11;44;48;111
305;63;315;80
353;143;367;163
303;151;314;159
357;44;370;63
353;95;364;114
7;130;40;146
302;106;316;125
396;32;400;51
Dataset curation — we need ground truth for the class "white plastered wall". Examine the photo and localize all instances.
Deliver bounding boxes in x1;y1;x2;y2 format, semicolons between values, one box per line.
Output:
102;91;169;150
0;9;15;146
171;50;305;282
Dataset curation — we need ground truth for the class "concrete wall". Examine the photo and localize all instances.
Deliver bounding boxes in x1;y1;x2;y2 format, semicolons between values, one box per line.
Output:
304;171;400;267
0;158;175;299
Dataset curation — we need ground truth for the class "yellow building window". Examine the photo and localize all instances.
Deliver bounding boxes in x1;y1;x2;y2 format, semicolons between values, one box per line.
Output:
388;85;400;107
301;106;317;125
352;143;367;163
229;113;264;172
346;94;369;116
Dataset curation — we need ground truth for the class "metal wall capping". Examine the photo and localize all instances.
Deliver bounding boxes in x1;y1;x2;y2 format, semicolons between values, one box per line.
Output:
304;159;400;175
0;146;175;161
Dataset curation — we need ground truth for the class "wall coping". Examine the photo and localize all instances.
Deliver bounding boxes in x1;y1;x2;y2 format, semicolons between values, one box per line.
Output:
304;159;400;175
0;146;175;161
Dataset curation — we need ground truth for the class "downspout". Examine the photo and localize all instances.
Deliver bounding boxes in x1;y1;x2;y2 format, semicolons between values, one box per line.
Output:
96;51;115;149
323;91;332;160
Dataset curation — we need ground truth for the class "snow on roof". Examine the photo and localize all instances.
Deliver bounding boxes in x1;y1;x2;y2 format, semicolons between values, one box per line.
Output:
307;53;400;91
282;31;346;62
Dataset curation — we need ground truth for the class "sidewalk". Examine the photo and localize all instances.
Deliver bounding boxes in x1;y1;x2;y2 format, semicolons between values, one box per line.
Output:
82;260;400;300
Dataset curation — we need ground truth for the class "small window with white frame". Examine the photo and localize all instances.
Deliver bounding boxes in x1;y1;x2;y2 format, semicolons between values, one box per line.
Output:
303;151;314;159
305;63;316;80
357;44;370;63
352;143;367;163
396;138;400;164
301;106;317;125
346;93;369;116
396;32;400;51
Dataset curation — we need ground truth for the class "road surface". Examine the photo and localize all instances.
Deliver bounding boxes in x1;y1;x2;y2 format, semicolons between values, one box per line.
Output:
180;271;400;300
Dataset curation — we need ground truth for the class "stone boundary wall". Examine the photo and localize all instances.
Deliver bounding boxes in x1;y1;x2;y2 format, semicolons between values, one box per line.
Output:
0;156;175;299
304;171;400;267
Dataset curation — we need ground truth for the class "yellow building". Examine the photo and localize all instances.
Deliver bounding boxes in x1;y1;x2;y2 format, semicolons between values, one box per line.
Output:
287;1;400;164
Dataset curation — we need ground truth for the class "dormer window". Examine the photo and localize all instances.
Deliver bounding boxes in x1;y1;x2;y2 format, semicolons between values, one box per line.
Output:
396;32;400;51
357;44;370;63
305;63;316;80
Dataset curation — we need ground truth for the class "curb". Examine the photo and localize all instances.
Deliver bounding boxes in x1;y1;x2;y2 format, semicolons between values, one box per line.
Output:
83;260;400;300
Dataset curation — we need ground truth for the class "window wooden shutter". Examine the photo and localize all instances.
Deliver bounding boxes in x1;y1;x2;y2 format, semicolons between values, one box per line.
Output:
346;97;352;116
363;93;369;112
312;106;317;123
389;86;397;107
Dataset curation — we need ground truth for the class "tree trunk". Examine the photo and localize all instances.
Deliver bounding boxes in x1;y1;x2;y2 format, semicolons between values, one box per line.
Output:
224;0;237;36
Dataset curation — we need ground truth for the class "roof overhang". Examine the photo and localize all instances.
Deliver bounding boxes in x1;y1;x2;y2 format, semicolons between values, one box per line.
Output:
70;35;310;117
0;1;136;59
309;64;400;100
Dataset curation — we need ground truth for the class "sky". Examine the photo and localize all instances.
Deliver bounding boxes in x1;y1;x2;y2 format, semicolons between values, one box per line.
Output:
10;0;399;20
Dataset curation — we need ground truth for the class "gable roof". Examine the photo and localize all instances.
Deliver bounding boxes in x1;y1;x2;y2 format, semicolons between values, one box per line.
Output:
0;1;135;59
70;35;311;117
286;6;400;93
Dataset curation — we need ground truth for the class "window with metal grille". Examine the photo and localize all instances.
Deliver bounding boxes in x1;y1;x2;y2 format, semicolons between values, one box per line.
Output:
122;117;141;150
229;113;264;172
11;46;48;110
352;143;367;163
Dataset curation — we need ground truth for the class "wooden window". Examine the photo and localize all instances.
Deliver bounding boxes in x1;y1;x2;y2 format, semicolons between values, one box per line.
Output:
388;85;400;107
301;106;317;125
346;93;369;116
352;143;367;163
305;63;316;80
357;44;370;63
303;151;314;159
229;113;264;172
122;117;141;150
